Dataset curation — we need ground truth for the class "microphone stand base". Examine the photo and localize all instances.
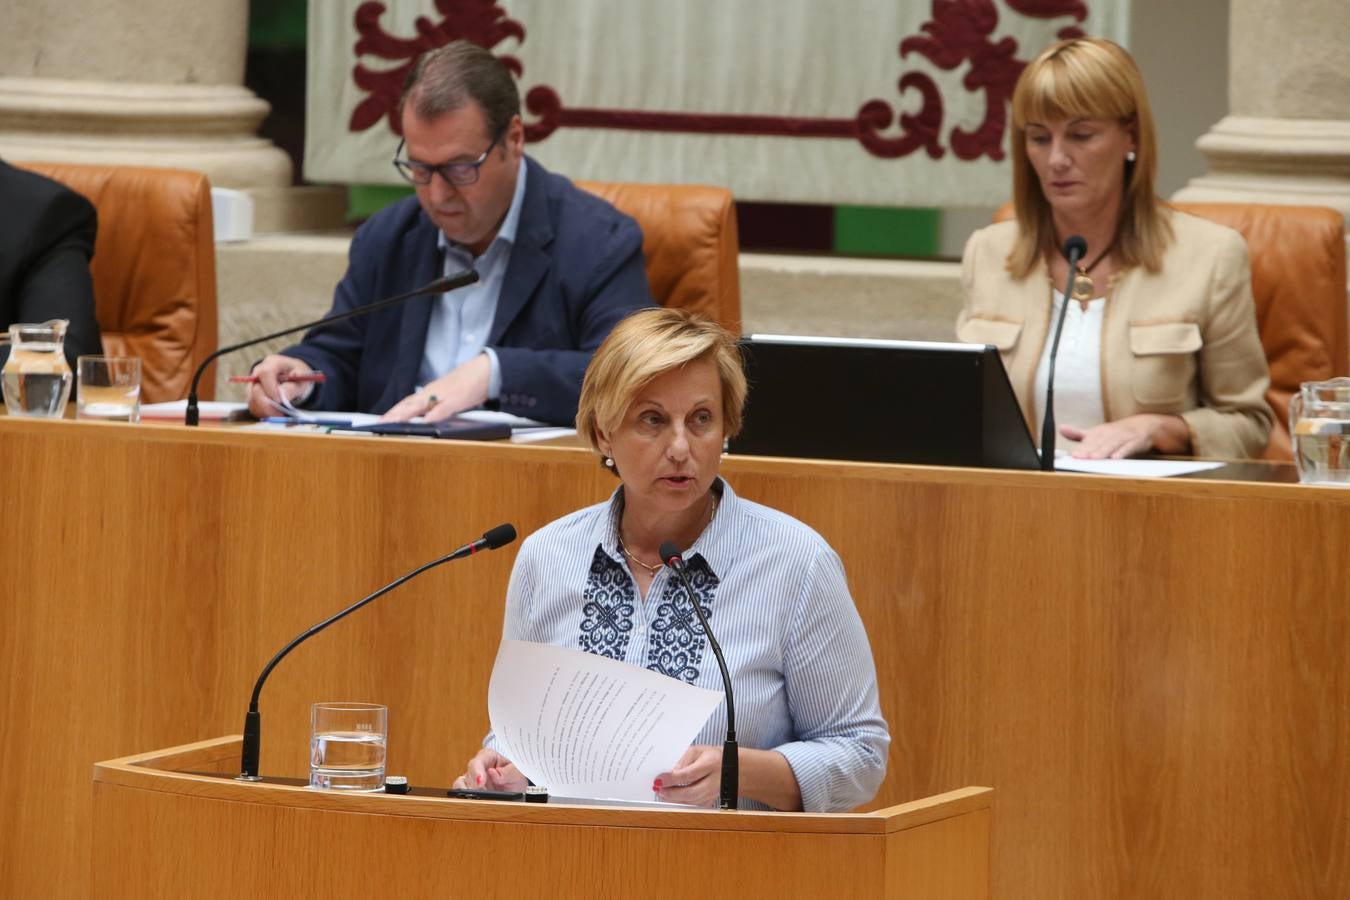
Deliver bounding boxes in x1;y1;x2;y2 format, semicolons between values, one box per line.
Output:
234;774;264;782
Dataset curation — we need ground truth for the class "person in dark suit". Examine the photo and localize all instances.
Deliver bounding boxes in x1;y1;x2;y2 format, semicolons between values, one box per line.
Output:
0;160;102;371
247;41;654;425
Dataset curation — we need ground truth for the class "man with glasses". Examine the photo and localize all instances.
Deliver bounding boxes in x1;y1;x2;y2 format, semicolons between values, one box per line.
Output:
246;41;653;424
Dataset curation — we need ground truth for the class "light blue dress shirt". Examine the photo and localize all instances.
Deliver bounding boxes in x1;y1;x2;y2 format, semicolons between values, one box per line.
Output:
486;478;891;812
418;157;529;399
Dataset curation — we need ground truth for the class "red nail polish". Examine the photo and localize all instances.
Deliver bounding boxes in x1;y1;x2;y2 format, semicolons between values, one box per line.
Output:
653;778;663;789
476;774;483;786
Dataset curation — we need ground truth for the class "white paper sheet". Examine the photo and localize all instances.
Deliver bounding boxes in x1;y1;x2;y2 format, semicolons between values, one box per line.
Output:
139;400;250;421
456;409;578;442
488;640;723;803
1052;457;1224;478
261;408;555;431
455;409;549;429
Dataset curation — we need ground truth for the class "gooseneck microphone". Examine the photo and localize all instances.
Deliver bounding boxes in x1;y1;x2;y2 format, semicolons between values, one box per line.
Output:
237;523;516;781
185;270;480;425
659;541;738;810
1041;235;1087;471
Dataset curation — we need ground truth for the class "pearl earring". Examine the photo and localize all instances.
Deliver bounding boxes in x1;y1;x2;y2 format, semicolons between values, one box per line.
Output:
1126;151;1137;162
603;456;614;468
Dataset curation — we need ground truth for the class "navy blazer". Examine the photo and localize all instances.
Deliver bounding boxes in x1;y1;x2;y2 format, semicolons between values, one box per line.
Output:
0;161;102;371
285;156;654;424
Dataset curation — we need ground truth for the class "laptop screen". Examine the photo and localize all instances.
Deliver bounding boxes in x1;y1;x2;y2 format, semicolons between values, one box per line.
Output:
728;334;1039;469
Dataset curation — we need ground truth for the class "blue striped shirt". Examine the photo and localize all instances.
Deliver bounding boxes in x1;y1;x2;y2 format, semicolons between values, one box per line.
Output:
486;478;890;812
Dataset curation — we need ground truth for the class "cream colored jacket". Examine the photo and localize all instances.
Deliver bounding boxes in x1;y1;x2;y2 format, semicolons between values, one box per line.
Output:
956;211;1273;459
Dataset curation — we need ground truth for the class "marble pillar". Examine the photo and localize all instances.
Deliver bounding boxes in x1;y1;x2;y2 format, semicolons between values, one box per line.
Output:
0;0;290;188
1173;0;1350;220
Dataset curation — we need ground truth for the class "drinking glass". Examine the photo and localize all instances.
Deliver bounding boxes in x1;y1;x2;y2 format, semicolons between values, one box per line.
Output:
76;356;142;423
309;701;387;791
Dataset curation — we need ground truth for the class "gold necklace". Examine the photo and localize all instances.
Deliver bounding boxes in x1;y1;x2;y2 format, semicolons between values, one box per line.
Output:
618;536;663;574
1069;242;1116;307
617;494;719;576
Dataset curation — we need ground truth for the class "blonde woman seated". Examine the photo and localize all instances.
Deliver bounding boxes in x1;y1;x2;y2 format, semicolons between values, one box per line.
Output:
957;37;1272;460
453;308;889;811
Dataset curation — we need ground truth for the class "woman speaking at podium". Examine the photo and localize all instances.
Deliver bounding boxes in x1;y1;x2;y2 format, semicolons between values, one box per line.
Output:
956;37;1272;460
453;308;889;811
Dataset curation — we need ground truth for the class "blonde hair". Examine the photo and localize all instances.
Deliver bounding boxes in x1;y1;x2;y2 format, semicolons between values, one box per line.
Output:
576;308;747;464
1008;37;1172;279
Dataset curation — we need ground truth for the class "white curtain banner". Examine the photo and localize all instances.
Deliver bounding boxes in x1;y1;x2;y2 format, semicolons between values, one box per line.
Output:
306;0;1130;206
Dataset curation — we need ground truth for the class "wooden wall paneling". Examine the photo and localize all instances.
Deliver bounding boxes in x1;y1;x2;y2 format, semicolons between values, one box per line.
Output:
2;418;1348;899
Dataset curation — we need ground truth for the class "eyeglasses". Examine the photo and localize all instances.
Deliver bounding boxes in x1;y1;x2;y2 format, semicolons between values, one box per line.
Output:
392;129;503;187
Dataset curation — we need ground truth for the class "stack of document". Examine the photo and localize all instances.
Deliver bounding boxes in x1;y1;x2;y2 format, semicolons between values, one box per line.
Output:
137;403;576;443
140;400;250;421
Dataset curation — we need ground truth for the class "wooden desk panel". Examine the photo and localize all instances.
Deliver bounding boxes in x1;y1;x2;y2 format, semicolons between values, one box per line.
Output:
90;738;992;900
1;418;1346;899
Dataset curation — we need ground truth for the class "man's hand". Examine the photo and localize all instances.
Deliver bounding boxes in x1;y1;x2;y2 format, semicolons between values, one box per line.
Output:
246;354;316;419
380;353;492;423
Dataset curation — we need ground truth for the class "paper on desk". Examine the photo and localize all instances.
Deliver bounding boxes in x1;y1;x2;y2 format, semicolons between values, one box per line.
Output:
488;640;723;803
284;411;382;426
455;408;549;429
275;408;553;430
457;409;577;442
1053;457;1224;477
139;400;250;421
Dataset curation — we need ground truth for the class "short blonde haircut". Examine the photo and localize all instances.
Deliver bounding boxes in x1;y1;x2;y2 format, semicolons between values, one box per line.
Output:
576;308;747;459
1008;37;1172;279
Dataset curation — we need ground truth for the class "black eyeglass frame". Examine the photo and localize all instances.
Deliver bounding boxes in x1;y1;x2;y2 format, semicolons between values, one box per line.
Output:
391;127;506;187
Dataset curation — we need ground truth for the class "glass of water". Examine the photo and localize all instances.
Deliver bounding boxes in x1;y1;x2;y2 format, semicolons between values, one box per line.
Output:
310;701;387;791
76;356;142;423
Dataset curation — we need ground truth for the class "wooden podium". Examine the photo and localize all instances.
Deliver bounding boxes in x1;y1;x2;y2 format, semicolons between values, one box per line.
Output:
9;418;1350;899
92;737;992;899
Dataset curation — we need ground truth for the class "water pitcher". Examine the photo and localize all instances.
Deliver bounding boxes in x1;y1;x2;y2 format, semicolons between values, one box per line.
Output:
1290;376;1350;485
1;319;73;417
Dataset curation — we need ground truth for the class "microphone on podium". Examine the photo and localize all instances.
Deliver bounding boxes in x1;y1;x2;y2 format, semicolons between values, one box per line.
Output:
185;270;480;425
659;541;738;810
1041;235;1087;471
237;523;517;781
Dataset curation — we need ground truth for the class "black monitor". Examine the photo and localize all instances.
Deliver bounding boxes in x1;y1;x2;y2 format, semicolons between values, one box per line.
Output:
729;335;1040;470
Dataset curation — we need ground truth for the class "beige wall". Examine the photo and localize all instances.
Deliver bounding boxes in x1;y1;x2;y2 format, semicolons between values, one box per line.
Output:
0;1;248;85
1130;0;1230;198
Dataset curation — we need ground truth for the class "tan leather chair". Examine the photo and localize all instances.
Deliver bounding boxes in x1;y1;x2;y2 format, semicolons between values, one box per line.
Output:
993;202;1349;459
18;162;218;402
577;181;741;335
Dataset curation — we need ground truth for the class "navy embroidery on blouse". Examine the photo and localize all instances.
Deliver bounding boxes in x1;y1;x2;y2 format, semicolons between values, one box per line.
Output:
577;548;721;684
647;557;720;684
578;548;635;660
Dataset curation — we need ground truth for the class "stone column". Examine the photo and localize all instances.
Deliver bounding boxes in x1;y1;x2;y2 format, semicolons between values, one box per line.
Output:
1172;0;1350;220
0;0;290;188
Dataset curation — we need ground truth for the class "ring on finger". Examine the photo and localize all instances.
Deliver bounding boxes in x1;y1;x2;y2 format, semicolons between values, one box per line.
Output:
425;393;439;407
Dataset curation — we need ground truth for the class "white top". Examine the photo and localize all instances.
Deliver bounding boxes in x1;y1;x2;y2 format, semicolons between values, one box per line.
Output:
1034;288;1105;451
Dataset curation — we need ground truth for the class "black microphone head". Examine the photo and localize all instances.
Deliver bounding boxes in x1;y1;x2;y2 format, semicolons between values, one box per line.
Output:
482;523;517;549
658;542;683;566
1062;235;1088;261
420;270;480;295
